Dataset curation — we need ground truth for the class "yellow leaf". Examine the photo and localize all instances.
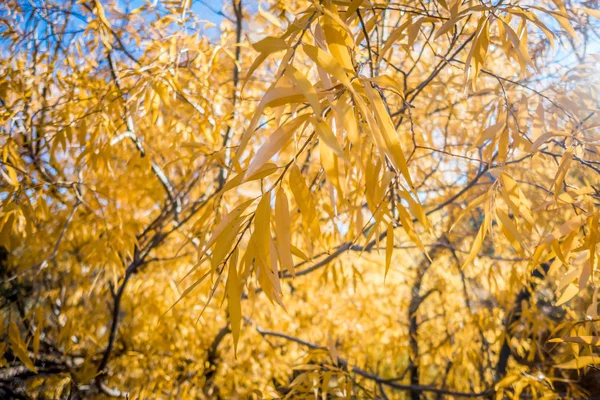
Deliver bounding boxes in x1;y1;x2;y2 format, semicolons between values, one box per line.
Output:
496;209;525;255
588;213;598;276
341;96;360;146
290;245;310;262
362;82;413;188
363;210;384;255
163;270;211;318
6;166;18;188
314;118;344;157
369;74;404;98
33;308;43;359
275;189;295;277
245;115;310;179
450;192;488;231
517;94;528;131
322;11;354;71
582;7;600;19
258;5;282;28
579;260;591;289
226;249;242;355
397;204;429;258
542;214;588;244
500;174;534;227
553;149;573;197
181;200;253;282
500;174;520;212
379;19;410;61
588;287;599;319
473;121;505;149
222;163;279;193
531;130;568;152
498;18;535;72
252;36;287;53
285;66;322;115
235;85;306;165
268;239;285;308
302;44;352;88
253;193;272;270
244;52;269;81
342;0;364;21
355;13;377;45
495;374;519;390
435;16;462;39
385;223;393;280
464;17;490;87
549;336;600;346
327;331;339;365
406;17;425;50
289;165;321;239
506;7;556;50
9;321;37;373
94;0;111;28
553;12;579;41
556;283;579;306
497;128;509;163
398;190;431;233
319;140;343;197
556;355;600;369
206;200;253;252
463;211;490;268
211;216;245;272
321;371;333;400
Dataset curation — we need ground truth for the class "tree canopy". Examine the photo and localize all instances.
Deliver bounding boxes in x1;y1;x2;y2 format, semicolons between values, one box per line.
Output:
0;0;600;398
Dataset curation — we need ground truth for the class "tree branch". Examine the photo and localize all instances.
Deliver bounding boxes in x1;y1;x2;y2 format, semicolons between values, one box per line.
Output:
253;324;492;398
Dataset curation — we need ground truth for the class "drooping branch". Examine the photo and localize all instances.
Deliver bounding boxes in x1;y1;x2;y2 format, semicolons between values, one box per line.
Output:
105;50;182;219
407;247;443;400
218;0;243;188
495;262;551;379
253;324;493;398
284;161;494;281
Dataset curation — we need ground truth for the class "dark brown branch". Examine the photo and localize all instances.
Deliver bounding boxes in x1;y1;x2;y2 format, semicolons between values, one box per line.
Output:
495;262;551;379
96;260;137;375
281;161;494;282
407;246;444;399
106;51;182;219
254;325;492;398
218;0;243;188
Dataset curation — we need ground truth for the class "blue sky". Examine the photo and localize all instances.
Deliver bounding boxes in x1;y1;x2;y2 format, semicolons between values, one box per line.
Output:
190;0;259;40
194;0;226;24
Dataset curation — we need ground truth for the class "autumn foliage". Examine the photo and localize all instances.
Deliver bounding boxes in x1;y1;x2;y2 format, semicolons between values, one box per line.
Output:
1;0;600;398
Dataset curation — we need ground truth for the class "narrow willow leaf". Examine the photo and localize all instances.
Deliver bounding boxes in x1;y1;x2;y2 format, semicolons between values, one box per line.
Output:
385;223;393;280
289;165;321;239
556;283;579;306
227;249;241;355
275;189;295;277
362;82;413;188
245;114;309;179
285;65;322;115
9;322;37;373
549;336;600;346
252;36;287;53
542;214;589;244
555;355;600;369
463;212;490;268
322;11;354;70
222;163;279;193
302;44;352;88
313;118;344;157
